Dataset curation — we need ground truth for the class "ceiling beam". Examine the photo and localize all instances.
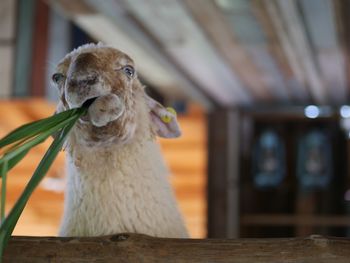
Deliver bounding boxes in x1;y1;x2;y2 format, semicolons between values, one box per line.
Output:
45;7;71;101
211;0;293;103
120;0;252;106
252;0;310;103
332;0;350;103
298;0;347;105
183;0;273;102
48;0;214;110
271;0;328;104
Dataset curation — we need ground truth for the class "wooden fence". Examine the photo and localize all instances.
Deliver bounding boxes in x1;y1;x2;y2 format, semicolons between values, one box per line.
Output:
3;234;350;262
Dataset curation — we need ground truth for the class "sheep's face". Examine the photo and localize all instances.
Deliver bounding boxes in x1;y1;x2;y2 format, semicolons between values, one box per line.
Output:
55;47;135;109
53;43;181;147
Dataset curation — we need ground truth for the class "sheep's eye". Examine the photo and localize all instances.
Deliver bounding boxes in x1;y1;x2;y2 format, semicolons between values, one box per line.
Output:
52;73;65;84
122;66;135;78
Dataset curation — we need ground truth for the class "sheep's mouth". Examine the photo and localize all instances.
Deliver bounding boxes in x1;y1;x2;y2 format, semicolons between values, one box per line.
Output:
82;97;98;108
79;97;99;123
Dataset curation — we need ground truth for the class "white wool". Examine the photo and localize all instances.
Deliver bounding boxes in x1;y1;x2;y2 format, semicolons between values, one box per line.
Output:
59;135;188;238
59;81;188;238
59;42;108;64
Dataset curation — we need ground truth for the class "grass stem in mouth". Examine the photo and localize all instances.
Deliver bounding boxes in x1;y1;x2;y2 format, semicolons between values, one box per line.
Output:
0;104;89;261
82;97;98;108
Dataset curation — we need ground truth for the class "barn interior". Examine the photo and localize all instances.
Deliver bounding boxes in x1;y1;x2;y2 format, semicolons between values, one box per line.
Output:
1;0;350;239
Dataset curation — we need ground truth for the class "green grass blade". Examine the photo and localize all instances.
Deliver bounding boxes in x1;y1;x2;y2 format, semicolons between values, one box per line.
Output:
0;110;81;178
0;105;87;261
0;116;78;259
0;108;80;149
6;149;30;171
0;161;7;223
0;149;30;176
0;113;79;164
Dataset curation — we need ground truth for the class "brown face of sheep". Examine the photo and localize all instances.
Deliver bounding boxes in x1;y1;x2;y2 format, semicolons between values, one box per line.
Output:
52;47;139;145
53;45;181;147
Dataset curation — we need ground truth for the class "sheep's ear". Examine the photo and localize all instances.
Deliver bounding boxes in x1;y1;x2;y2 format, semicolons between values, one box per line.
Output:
146;95;181;138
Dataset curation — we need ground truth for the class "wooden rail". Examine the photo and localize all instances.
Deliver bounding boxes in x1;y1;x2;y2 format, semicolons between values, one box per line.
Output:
3;233;350;262
241;214;350;226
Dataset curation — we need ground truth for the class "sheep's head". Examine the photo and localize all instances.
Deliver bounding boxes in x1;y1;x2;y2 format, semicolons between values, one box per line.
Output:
53;43;180;147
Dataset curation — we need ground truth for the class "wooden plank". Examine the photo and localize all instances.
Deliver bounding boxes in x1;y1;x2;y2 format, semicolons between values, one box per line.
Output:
55;0;96;15
31;0;49;97
0;0;16;98
261;0;330;104
122;0;251;106
244;45;291;101
14;0;36;97
332;0;350;101
273;0;328;104
208;109;240;238
45;8;71;101
184;0;273;102
241;214;350;227
13;98;56;121
0;100;37;132
299;0;347;104
262;0;310;101
252;0;309;103
295;192;317;236
0;0;16;41
0;46;14;98
171;173;205;188
4;234;350;263
315;50;347;104
213;0;293;102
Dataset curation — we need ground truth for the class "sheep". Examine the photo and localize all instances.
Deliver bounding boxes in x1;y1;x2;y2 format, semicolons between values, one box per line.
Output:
52;43;188;238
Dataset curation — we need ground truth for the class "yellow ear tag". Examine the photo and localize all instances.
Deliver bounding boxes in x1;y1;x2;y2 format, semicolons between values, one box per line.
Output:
161;107;177;123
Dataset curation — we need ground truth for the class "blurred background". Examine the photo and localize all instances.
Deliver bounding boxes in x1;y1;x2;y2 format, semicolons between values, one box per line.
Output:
2;0;350;239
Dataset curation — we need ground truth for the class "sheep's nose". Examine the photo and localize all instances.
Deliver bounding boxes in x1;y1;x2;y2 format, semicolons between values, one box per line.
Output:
72;52;97;71
67;52;99;89
67;75;98;89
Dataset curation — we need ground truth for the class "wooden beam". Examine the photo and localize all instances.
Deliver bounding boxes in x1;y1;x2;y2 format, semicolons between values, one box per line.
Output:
0;0;16;98
0;46;14;98
184;0;273;102
272;0;328;104
50;0;96;15
212;0;293;103
4;234;350;262
333;0;350;102
261;0;309;101
31;0;49;97
295;190;317;237
241;214;350;227
244;45;291;101
14;0;36;97
45;7;72;101
252;0;310;103
208;109;240;238
48;0;214;110
0;0;16;41
299;0;347;104
122;0;251;106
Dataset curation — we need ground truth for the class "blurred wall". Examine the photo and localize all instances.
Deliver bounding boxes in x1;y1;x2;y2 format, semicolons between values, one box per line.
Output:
0;0;16;98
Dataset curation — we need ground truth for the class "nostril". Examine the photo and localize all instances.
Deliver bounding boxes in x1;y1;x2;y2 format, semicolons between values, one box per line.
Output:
67;75;98;88
86;76;98;85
